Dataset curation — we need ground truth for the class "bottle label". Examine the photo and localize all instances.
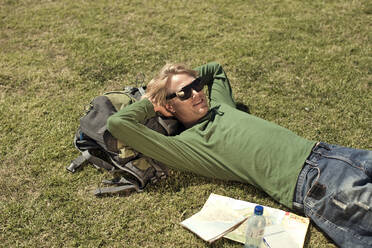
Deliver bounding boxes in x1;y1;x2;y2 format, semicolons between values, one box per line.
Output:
248;228;264;239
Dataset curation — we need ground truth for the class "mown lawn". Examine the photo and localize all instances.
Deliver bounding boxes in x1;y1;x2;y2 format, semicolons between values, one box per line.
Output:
0;0;371;247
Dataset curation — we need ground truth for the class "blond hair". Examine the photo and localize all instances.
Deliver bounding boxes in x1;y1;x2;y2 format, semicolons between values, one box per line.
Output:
145;63;198;106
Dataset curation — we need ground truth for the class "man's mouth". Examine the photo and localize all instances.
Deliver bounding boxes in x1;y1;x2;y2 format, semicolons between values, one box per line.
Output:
193;98;204;107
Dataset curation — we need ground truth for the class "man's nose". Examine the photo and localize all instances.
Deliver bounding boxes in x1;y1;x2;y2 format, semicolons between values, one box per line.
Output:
191;89;199;98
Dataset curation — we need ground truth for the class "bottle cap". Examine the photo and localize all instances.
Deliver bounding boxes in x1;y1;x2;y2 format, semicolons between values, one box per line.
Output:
254;205;264;215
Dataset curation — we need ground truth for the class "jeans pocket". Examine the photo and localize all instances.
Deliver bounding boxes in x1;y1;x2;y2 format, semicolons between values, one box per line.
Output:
331;190;372;236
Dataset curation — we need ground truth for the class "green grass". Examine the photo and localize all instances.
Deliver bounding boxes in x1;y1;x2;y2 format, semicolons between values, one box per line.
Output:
0;0;371;247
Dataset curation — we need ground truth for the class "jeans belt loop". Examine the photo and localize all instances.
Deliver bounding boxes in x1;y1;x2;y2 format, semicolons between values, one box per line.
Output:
315;141;331;151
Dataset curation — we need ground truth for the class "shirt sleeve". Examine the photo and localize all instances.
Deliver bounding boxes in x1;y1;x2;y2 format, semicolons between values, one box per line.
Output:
194;62;236;108
106;98;193;171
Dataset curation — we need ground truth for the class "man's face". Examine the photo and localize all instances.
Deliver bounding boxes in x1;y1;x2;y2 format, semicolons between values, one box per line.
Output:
166;73;209;128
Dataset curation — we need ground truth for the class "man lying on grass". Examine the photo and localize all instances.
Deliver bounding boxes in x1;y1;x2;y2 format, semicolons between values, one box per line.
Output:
107;62;372;248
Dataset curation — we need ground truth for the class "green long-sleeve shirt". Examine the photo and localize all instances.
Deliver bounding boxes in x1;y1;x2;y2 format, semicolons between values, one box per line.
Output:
107;62;315;208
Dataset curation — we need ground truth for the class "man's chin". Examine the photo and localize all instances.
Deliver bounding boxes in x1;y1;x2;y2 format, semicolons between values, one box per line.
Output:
197;105;209;115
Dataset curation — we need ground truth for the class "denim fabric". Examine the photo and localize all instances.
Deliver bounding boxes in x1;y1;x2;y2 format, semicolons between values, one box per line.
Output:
293;142;372;248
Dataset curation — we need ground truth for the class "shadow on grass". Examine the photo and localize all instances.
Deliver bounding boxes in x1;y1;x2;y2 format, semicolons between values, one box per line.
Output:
306;221;338;248
236;101;251;114
304;227;312;248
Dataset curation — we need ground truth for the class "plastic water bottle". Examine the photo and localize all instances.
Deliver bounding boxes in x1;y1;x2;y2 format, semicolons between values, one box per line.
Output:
244;205;266;248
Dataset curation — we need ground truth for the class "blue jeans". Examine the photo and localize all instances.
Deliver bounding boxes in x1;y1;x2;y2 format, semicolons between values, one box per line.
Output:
293;142;372;248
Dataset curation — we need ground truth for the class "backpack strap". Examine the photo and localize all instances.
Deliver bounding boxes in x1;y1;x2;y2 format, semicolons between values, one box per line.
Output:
138;86;146;96
93;177;143;196
93;184;140;196
156;117;171;135
66;154;88;173
81;150;116;171
67;150;116;173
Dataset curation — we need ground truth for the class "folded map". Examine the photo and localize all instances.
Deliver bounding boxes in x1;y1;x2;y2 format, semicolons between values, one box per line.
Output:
180;193;309;247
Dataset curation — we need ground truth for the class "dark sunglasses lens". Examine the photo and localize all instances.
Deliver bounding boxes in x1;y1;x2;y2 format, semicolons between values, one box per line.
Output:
178;89;192;100
176;78;203;101
193;78;204;92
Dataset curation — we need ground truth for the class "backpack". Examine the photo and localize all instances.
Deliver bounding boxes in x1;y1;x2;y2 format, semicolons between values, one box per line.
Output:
67;86;182;196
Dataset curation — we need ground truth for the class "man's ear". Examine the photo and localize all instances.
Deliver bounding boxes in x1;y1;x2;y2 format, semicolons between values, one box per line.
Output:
165;103;176;114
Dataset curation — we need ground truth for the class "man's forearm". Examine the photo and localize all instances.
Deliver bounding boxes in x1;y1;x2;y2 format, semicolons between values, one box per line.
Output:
106;99;188;169
194;62;236;107
107;98;156;144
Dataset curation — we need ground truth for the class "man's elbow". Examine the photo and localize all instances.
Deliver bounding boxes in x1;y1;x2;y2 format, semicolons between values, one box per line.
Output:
208;61;221;69
107;115;120;134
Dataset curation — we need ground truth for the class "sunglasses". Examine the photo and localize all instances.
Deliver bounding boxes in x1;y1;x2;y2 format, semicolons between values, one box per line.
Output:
166;77;205;101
